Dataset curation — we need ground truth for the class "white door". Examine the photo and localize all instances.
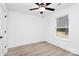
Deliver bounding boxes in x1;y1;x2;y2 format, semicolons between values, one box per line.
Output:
0;6;7;56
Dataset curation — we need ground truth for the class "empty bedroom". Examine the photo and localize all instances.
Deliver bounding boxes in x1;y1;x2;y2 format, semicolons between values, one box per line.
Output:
0;3;79;56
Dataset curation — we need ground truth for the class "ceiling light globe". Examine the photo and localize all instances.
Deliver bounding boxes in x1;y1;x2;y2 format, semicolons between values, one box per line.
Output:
39;7;45;11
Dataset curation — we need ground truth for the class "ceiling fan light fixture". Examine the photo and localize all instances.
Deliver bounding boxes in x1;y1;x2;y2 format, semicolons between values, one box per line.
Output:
39;7;45;11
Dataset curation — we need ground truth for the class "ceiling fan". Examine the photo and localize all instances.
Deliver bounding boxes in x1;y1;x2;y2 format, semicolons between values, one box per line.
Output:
29;3;55;14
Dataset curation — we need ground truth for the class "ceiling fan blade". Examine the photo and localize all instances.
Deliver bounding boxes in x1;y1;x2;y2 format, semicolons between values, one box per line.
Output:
29;8;38;10
40;12;43;14
35;3;39;6
45;7;55;11
46;3;51;6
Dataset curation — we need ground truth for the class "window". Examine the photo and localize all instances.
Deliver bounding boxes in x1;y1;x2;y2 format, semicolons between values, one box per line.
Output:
56;15;69;38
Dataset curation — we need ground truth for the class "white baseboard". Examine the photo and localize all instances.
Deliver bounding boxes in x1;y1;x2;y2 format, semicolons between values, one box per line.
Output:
67;48;79;55
8;40;44;49
46;40;79;55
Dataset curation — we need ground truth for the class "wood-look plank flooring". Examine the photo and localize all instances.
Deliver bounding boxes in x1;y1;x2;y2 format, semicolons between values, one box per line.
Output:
7;41;78;56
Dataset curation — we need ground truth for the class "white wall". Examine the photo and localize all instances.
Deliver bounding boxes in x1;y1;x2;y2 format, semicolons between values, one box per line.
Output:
7;11;45;48
45;4;79;55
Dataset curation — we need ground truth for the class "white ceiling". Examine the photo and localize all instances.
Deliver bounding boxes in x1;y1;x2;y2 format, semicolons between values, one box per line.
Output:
5;3;75;16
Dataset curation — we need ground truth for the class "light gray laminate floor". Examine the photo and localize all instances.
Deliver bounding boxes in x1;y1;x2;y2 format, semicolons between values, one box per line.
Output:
7;41;78;56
